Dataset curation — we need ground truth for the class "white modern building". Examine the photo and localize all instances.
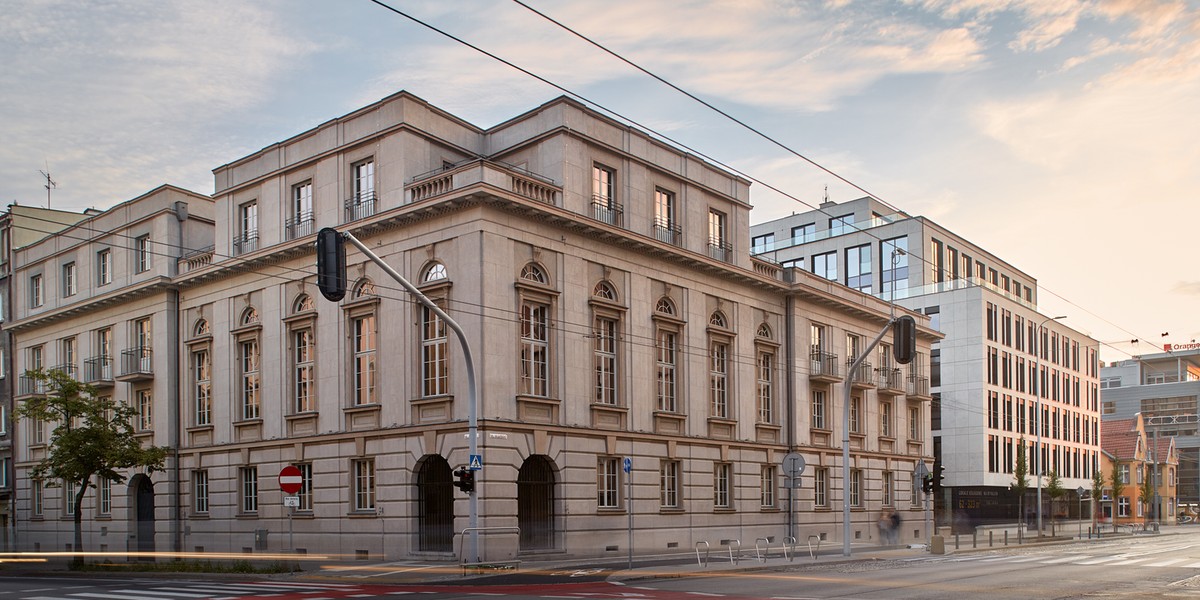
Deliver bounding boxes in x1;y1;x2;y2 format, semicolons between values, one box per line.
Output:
1101;346;1200;507
752;196;1102;527
9;93;938;561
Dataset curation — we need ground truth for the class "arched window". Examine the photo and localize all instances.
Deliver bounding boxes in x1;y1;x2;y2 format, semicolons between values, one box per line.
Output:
709;311;728;328
293;294;314;313
423;262;448;283
593;281;617;301
655;297;676;316
353;279;377;298
520;263;548;285
193;319;210;337
757;322;772;340
240;307;260;326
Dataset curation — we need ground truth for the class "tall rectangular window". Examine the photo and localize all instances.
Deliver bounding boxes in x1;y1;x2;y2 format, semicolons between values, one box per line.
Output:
761;465;777;508
33;479;44;517
136;389;153;431
812;390;827;429
64;480;77;515
30;274;43;307
812;251;837;280
757;350;773;423
850;469;862;507
593;316;618;404
709;340;728;418
930;238;944;283
883;471;894;506
714;463;731;509
134;317;152;372
193;348;211;425
653;188;678;244
598;458;620;508
814;468;828;507
707;209;729;260
290;181;314;239
61;337;76;371
353;159;375;201
237;201;258;254
656;329;677;411
353;315;377;405
62;262;76;297
520;302;549;397
881;236;908;299
881;400;893;437
293;328;315;411
136;235;151;272
421;306;448;397
99;478;111;516
193;470;209;513
240;467;258;513
353;458;376;511
845;244;872;292
97;249;112;285
849;395;862;433
592;163;615;205
661;461;680;508
909;406;921;440
240;339;260;419
751;233;775;254
297;463;313;511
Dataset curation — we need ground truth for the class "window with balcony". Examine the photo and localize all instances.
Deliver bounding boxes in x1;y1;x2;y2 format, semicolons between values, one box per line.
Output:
829;213;854;236
235;201;258;255
707;209;730;261
289;181;314;239
653;188;679;244
845;244;872;293
791;223;815;244
812;251;837;281
751;233;775;254
348;159;376;221
591;163;621;225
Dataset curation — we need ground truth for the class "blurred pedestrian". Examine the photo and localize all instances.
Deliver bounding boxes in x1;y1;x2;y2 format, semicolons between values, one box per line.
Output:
878;511;893;545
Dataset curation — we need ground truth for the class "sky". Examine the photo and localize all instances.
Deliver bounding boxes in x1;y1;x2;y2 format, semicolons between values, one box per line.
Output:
2;0;1198;362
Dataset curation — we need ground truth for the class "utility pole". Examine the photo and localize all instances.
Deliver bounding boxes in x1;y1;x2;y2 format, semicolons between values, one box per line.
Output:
39;168;56;208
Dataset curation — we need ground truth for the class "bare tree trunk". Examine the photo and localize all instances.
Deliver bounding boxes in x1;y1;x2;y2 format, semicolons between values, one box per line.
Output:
71;475;91;569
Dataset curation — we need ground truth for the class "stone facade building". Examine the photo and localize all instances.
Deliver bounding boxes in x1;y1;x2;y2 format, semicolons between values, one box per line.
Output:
9;93;937;561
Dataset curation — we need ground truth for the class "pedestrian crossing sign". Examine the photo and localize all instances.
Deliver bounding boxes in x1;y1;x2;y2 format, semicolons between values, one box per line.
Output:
469;454;483;470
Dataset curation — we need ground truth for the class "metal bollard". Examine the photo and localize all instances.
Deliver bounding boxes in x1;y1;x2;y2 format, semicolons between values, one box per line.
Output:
1004;530;1008;546
972;531;977;548
955;534;960;550
989;531;994;547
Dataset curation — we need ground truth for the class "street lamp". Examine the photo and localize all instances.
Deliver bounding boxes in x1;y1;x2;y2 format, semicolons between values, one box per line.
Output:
1034;315;1067;536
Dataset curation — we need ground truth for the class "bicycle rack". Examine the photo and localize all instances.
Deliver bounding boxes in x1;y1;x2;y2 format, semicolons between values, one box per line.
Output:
754;537;771;562
807;534;822;559
727;539;741;565
457;526;521;575
782;536;797;562
695;541;711;567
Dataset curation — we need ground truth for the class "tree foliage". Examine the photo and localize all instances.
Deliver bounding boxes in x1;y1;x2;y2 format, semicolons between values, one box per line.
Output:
1090;468;1105;529
15;369;171;567
1013;437;1029;537
1046;470;1064;536
1138;465;1157;524
1110;461;1125;521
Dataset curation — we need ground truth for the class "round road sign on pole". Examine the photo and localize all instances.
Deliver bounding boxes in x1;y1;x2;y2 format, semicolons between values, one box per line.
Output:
279;465;303;495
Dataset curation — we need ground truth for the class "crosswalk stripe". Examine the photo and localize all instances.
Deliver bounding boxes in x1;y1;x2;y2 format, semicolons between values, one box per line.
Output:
1075;556;1129;565
1039;555;1083;564
112;590;214;598
71;594;192;600
1185;562;1200;568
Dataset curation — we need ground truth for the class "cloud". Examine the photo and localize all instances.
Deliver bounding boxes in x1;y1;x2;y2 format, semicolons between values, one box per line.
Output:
0;0;319;208
1174;282;1200;296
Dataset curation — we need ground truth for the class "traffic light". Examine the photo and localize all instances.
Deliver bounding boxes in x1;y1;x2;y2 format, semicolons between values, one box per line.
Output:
892;315;916;365
933;460;946;494
453;467;475;494
922;474;933;495
316;227;346;302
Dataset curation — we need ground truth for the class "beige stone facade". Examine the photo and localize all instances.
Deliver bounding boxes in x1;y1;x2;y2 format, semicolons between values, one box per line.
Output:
10;93;936;561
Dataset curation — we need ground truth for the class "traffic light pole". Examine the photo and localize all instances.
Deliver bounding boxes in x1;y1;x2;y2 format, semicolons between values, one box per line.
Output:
841;318;896;557
339;232;480;561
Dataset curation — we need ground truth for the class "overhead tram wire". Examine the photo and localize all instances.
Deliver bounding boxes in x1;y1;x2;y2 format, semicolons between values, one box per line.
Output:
506;1;1171;361
365;0;1162;361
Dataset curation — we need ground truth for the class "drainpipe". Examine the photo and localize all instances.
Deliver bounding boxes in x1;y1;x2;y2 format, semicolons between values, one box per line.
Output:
785;293;796;541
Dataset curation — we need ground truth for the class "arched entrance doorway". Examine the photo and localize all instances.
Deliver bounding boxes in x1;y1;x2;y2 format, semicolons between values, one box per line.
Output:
128;474;155;556
517;455;556;550
414;455;454;552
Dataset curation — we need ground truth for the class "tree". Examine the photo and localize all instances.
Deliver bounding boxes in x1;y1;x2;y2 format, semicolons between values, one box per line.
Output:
1090;468;1105;533
1110;461;1125;530
1138;465;1156;527
15;369;170;568
1045;470;1064;537
1013;437;1030;541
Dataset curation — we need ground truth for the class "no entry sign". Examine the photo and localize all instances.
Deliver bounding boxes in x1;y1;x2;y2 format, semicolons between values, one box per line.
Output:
279;465;303;495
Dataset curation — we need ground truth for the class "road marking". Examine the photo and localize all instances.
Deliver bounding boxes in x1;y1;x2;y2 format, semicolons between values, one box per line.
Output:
111;591;214;598
1075;556;1129;565
1039;555;1083;564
